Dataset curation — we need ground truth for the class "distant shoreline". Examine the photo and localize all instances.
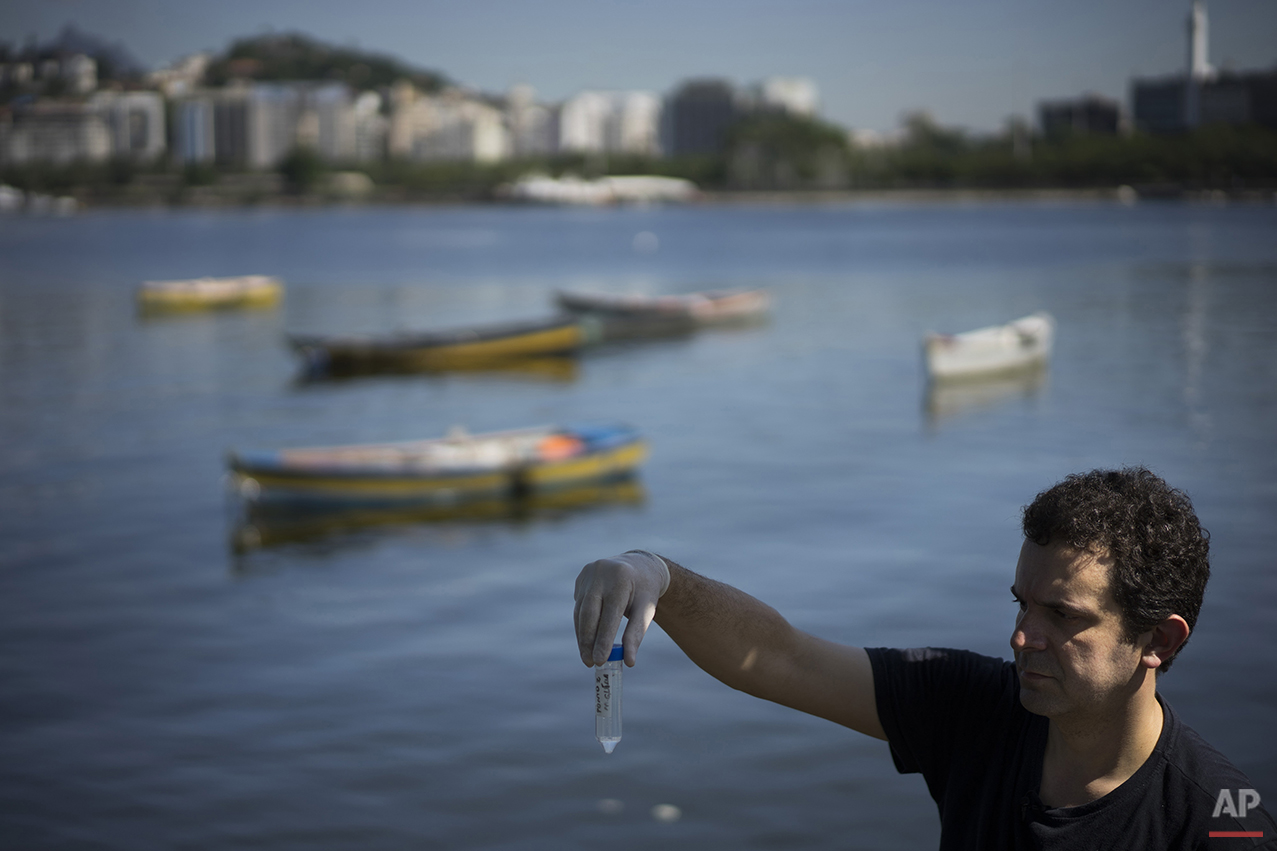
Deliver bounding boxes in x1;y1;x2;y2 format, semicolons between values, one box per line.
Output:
698;187;1258;205
11;183;1277;213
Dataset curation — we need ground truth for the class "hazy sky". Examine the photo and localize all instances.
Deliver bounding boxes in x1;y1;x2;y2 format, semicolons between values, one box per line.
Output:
3;0;1275;134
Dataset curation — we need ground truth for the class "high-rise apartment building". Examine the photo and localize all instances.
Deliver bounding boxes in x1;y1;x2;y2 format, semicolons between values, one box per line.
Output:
663;79;739;156
506;84;557;157
558;90;661;156
1132;0;1276;133
0;90;164;165
389;84;509;163
1038;94;1123;138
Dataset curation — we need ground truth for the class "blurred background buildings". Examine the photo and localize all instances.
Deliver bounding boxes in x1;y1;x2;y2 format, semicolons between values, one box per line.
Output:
0;36;828;170
0;2;1274;191
1130;0;1277;134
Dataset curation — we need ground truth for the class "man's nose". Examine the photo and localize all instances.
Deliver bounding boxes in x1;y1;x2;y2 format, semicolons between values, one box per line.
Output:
1010;612;1045;652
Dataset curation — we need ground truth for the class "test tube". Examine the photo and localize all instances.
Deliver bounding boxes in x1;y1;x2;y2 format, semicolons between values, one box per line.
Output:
595;644;623;753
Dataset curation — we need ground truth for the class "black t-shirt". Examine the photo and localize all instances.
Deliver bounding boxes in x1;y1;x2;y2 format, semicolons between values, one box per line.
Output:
866;647;1276;850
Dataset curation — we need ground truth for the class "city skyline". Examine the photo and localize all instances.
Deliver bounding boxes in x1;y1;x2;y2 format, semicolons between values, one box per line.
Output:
3;0;1276;134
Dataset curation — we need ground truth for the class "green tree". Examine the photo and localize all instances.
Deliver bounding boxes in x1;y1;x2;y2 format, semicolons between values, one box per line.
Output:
900;111;968;154
725;113;851;189
206;32;448;92
183;162;219;187
278;146;325;193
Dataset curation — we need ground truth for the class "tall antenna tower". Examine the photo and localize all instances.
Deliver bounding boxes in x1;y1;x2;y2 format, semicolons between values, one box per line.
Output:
1188;0;1213;80
1184;0;1215;127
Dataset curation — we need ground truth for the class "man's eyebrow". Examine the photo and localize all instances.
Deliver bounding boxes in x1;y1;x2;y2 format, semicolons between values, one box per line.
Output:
1010;586;1093;615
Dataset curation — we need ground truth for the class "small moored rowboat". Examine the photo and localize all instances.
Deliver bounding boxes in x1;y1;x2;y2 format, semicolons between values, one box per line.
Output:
290;315;600;376
923;312;1055;382
227;423;646;507
555;288;770;326
137;275;283;312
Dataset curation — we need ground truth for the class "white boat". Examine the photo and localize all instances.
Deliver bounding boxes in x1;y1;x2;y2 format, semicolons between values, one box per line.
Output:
923;312;1054;382
501;174;698;205
555;288;770;325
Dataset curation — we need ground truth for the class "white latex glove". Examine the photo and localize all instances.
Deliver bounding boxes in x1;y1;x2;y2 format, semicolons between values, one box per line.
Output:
574;549;671;668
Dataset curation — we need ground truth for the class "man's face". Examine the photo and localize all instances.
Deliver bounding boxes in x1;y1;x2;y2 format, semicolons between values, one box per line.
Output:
1010;541;1147;721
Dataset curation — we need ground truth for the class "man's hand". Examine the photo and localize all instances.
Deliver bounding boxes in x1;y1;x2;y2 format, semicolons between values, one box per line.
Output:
574;550;670;668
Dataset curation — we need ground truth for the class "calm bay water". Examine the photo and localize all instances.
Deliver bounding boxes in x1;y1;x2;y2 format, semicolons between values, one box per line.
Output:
1;200;1275;850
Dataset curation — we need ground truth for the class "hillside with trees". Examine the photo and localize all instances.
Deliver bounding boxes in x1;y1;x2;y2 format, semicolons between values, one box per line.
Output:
204;32;448;92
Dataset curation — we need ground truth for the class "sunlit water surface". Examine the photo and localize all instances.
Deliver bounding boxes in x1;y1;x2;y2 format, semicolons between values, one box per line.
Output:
1;201;1275;850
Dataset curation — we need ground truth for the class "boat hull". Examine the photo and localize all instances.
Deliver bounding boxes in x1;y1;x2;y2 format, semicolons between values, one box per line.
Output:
228;423;647;507
137;275;283;312
923;312;1054;383
291;316;597;375
555;289;770;328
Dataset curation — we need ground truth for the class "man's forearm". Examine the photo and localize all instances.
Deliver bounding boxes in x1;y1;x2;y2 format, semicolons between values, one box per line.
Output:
652;557;884;738
653;557;798;696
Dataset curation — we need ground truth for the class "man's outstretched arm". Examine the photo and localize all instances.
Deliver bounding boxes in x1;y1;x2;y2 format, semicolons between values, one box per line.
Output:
573;551;885;740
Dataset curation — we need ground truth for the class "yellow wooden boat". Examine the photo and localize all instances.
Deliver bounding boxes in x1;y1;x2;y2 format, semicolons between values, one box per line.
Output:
290;315;600;376
137;275;284;312
227;423;647;507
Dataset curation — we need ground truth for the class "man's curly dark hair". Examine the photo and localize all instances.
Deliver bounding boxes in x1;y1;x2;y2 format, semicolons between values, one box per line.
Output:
1021;467;1210;673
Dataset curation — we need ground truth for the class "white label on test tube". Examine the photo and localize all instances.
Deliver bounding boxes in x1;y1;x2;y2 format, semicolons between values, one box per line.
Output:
595;643;623;753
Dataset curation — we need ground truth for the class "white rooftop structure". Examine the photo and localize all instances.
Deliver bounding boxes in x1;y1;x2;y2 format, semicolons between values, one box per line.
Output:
756;77;819;117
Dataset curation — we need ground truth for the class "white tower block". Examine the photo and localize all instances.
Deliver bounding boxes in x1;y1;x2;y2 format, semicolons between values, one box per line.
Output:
1188;0;1213;80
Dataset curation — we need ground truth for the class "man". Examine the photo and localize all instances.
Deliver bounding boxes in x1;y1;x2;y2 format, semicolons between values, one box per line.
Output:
573;467;1275;849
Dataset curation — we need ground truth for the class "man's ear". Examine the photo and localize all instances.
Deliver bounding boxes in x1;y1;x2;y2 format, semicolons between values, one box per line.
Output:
1141;615;1190;669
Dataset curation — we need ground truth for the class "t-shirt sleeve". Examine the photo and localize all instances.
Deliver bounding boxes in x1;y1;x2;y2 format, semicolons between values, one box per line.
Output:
866;647;1019;779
